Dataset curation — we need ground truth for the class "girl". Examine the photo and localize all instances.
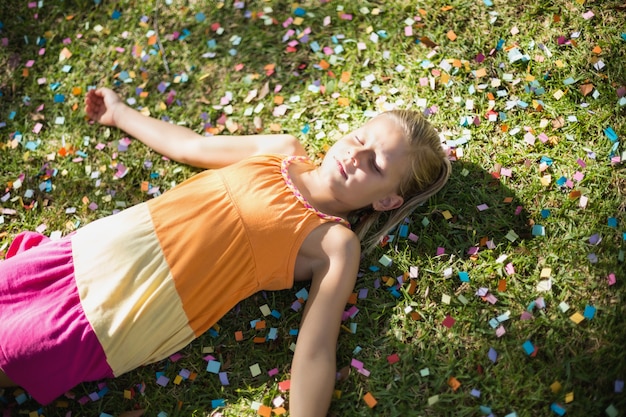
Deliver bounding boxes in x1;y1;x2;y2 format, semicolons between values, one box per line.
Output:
0;87;450;416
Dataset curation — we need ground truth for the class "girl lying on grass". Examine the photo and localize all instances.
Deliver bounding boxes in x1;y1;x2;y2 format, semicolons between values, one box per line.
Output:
0;87;450;416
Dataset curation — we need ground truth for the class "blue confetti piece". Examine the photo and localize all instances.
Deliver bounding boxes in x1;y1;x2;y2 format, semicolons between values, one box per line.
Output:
157;412;168;417
399;224;409;238
621;33;626;41
550;403;566;416
270;309;281;319
53;94;65;103
532;225;545;236
289;328;299;336
488;347;498;363
195;12;205;22
583;305;596;319
294;7;306;16
603;127;618;142
556;176;567;186
522;340;535;355
480;406;492;414
111;9;121;19
459;271;470;282
541;209;551;218
608;217;618;227
207;360;221;374
483;0;493;5
211;399;226;408
540;156;553;166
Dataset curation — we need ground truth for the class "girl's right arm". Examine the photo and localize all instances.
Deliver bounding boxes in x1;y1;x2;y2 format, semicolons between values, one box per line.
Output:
85;87;307;169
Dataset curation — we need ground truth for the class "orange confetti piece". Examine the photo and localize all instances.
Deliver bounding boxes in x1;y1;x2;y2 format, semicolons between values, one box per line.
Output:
448;376;461;391
253;336;266;344
410;311;422;320
580;83;594;96
592;45;602;54
347;293;357;305
257;405;271;417
273;407;287;415
72;86;82;95
255;320;266;330
269;123;282;132
408;280;417;295
498;279;507;292
22;68;29;77
446;30;457;41
337;97;349;106
318;59;330;70
418;8;427;16
363;392;378;408
273;95;284;105
441;5;454;11
141;181;149;192
475;68;487;78
235;330;244;341
340;71;351;83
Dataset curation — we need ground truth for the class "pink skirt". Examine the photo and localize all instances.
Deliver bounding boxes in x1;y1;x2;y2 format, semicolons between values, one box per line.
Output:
0;232;114;405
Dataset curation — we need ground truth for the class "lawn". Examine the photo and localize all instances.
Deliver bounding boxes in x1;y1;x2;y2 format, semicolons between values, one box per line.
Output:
0;0;625;416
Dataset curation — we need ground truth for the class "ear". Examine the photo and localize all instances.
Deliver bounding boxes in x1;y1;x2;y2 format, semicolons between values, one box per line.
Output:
372;193;404;212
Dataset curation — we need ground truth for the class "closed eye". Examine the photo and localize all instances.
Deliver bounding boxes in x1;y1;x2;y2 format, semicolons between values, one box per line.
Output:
371;159;381;173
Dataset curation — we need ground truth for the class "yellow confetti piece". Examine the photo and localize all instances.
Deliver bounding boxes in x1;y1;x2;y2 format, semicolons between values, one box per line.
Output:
442;210;453;220
174;375;183;385
124;390;132;399
550;381;562;393
337;97;349;106
540;175;552;186
540;268;552;278
565;392;574;403
553;89;565;100
273;406;287;415
555;59;565;68
475;67;487;78
570;312;585;324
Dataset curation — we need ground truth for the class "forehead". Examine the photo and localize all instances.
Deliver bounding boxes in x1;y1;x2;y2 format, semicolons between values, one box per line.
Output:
361;114;409;156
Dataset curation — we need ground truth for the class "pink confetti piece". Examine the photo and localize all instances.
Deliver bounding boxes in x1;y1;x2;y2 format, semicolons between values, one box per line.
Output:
442;315;455;328
436;247;445;256
608;273;616;286
495;325;506;337
582;10;594;19
505;262;515;275
351;358;364;370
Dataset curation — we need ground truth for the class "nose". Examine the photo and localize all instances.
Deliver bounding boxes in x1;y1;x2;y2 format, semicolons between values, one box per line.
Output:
347;147;365;168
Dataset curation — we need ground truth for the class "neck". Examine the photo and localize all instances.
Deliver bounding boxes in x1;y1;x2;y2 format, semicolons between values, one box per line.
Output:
290;163;351;220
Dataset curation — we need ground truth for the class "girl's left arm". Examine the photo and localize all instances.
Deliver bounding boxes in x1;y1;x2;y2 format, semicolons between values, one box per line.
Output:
288;226;361;417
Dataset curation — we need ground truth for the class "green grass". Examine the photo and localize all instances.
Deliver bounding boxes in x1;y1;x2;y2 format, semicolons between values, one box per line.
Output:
1;0;625;416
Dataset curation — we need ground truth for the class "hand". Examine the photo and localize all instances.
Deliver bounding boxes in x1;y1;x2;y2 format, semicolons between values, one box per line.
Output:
85;87;125;127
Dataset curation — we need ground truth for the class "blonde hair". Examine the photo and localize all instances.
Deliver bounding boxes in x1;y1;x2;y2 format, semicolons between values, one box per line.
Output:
351;110;451;253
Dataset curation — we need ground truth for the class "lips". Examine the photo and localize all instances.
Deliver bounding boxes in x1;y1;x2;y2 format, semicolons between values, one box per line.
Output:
335;157;348;179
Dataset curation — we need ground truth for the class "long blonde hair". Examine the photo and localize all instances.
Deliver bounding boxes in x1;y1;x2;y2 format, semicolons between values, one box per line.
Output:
352;110;451;253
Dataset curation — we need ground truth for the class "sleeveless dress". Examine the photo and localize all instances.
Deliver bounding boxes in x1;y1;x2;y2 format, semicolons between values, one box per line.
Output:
0;154;346;405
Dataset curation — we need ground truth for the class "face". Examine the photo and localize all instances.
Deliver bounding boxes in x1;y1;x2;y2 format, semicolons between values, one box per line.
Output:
320;114;411;212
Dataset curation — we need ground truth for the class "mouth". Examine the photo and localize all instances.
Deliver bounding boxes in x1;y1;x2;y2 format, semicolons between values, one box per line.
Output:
335;157;348;180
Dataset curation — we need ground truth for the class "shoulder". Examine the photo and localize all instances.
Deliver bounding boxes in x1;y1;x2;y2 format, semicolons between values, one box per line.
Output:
302;223;361;264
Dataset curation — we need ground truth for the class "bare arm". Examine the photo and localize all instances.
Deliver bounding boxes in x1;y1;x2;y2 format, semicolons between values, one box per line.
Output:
289;225;360;417
84;87;307;169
